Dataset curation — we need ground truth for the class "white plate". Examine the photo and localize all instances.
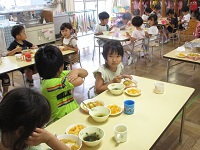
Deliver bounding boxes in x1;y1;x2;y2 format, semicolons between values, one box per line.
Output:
106;104;123;116
125;87;141;96
80;99;105;113
66;123;87;136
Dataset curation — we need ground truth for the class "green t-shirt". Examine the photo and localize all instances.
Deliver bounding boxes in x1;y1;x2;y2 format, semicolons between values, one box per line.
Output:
41;70;79;122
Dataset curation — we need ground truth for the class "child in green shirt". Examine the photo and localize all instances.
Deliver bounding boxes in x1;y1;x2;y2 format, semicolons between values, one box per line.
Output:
35;45;88;122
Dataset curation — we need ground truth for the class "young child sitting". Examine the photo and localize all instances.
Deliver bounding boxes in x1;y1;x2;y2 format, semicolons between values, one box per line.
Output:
150;4;161;18
116;12;132;30
142;7;152;22
7;25;37;86
124;16;146;65
165;9;178;38
93;40;132;94
145;14;159;46
59;22;79;70
0;74;10;97
34;45;88;122
0;87;70;150
178;5;191;30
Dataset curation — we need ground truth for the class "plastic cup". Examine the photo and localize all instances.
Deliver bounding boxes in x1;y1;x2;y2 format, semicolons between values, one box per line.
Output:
124;100;135;115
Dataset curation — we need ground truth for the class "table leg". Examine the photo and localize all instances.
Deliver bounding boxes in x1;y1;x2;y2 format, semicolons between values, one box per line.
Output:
69;56;72;70
99;45;101;65
179;106;186;143
166;59;171;82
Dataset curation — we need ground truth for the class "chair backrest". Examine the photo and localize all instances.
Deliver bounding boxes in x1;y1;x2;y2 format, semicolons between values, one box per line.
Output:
184;19;198;35
132;38;145;52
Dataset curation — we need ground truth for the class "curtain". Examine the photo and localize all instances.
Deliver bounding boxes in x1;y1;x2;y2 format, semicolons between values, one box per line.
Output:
65;0;75;12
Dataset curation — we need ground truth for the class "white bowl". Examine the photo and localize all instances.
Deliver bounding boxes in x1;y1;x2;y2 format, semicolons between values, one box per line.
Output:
102;31;109;35
89;106;111;123
108;83;125;95
57;134;82;150
80;99;105;113
79;126;104;147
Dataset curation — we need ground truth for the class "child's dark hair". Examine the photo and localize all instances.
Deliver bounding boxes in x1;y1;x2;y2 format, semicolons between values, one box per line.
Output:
0;87;51;150
11;25;24;38
145;7;152;14
102;40;124;61
60;22;73;30
132;16;143;27
154;4;161;10
166;9;177;18
98;11;110;20
181;5;189;12
35;45;64;79
148;14;158;25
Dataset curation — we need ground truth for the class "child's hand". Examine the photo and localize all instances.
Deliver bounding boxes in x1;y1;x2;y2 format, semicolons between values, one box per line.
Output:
126;32;131;38
15;46;22;53
121;75;133;80
26;128;51;146
113;75;121;83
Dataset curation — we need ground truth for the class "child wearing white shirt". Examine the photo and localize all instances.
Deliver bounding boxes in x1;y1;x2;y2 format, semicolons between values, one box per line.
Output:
145;14;159;46
178;5;191;30
124;16;146;65
142;7;152;22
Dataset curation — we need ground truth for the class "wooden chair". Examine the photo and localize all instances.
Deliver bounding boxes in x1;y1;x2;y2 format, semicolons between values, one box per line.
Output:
180;19;198;42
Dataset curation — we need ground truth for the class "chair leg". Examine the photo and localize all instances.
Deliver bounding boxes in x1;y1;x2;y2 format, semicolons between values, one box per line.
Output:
22;74;26;87
99;45;101;64
12;72;14;86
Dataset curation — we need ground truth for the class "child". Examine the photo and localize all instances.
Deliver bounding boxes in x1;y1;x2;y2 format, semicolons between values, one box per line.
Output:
142;7;152;22
93;40;132;94
150;4;161;18
59;22;79;70
133;0;140;16
0;87;70;150
145;14;159;45
34;45;88;122
7;25;37;86
195;21;200;38
0;74;10;97
165;9;178;37
94;11;113;35
116;12;132;30
124;16;146;65
178;5;191;30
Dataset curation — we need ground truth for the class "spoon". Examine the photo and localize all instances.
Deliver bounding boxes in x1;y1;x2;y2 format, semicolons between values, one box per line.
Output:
82;101;92;111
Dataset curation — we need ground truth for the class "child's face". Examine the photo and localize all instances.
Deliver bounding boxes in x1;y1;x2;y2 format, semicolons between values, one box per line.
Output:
145;12;150;16
100;18;109;25
106;50;122;68
122;19;129;25
148;19;155;26
61;28;71;38
182;11;188;15
16;29;27;40
154;9;160;14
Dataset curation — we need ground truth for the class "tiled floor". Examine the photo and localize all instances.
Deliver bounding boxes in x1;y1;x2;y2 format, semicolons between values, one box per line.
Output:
7;34;200;149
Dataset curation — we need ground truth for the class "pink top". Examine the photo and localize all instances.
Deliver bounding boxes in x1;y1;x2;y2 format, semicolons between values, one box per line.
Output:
133;1;140;10
195;21;200;38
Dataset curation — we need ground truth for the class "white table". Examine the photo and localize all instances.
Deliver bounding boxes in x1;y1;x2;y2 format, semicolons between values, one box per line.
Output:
163;39;200;82
0;50;75;75
44;76;194;150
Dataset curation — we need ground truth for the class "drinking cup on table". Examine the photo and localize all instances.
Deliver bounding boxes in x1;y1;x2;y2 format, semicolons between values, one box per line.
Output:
124;100;135;115
154;82;164;94
15;54;22;61
25;53;32;62
114;124;128;143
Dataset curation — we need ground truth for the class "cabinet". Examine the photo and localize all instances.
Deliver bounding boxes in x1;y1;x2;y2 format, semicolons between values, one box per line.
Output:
26;23;55;46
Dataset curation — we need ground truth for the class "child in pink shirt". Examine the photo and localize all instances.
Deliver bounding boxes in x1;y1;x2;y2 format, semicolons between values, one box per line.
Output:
195;21;200;38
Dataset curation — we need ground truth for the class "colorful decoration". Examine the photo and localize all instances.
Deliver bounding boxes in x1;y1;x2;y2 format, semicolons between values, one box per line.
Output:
190;0;198;12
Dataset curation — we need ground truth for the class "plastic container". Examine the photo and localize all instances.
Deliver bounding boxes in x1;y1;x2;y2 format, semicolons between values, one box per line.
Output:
25;53;32;62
